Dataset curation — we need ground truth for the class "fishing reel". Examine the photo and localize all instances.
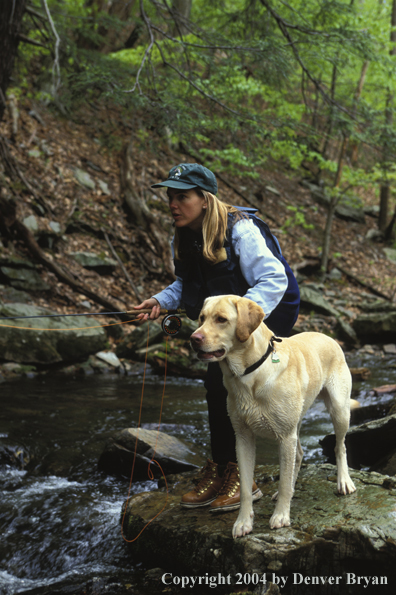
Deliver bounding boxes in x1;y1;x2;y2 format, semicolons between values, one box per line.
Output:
161;313;182;336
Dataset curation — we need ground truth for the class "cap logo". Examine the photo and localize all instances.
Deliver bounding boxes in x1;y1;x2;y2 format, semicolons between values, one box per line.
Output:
172;166;183;179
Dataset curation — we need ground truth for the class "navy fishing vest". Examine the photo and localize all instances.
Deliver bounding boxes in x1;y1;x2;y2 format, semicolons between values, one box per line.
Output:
174;208;300;335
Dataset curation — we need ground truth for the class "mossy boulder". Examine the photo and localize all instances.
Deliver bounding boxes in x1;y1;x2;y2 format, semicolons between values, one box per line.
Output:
352;311;396;343
123;464;396;594
0;302;107;364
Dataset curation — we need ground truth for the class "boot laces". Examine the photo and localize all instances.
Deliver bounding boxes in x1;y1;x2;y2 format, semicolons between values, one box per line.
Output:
218;464;240;496
193;461;217;493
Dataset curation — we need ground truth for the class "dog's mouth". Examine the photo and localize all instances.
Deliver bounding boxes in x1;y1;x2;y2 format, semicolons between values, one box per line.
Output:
195;348;226;361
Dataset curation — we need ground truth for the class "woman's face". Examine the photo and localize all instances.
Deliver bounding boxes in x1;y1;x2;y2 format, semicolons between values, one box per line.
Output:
167;188;207;231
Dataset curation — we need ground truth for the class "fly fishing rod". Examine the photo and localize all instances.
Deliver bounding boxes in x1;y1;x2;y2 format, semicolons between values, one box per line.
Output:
0;309;187;336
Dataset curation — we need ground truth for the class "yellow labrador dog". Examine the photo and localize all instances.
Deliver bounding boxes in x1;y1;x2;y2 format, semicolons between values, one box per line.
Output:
190;295;356;538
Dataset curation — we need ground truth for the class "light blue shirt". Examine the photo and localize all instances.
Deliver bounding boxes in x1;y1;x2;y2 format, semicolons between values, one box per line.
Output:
152;218;288;319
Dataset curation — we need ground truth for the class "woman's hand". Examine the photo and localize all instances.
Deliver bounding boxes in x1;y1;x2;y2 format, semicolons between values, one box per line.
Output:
132;298;162;321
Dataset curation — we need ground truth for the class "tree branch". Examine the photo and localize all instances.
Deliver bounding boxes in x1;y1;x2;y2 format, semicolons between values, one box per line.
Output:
123;0;155;94
18;33;47;48
154;40;242;116
25;5;46;21
41;0;61;94
259;0;353;118
0;197;132;318
149;23;272;52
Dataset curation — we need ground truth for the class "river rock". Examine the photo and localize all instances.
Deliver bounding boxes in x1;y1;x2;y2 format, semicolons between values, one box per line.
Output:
98;428;204;478
334;317;358;345
366;228;384;242
320;413;396;472
384;247;396;264
302;182;366;223
98;179;110;195
74;167;95;190
0;284;31;303
116;319;205;378
95;350;122;368
22;215;38;233
0;444;31;468
299;285;340;317
352;311;396;343
349;401;393;426
145;346;208;379
70;251;117;275
0;302;107;364
116;319;198;360
358;299;396;313
123;463;396;592
116;322;164;358
335;203;366;224
0;256;50;291
364;205;380;218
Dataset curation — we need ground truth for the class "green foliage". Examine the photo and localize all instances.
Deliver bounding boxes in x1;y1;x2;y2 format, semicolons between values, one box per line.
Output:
282;205;315;232
6;0;395;213
198;146;261;177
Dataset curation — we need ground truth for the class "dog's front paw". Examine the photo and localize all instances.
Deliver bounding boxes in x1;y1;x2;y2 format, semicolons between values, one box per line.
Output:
269;510;290;529
338;477;356;495
232;516;253;539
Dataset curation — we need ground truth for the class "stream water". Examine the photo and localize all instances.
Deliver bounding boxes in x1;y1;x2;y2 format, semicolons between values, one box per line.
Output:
0;350;395;595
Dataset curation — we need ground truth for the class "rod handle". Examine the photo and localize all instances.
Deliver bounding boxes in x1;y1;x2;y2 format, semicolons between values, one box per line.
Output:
125;308;186;316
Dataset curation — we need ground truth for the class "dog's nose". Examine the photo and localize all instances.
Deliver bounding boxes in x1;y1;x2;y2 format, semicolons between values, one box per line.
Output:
190;332;205;347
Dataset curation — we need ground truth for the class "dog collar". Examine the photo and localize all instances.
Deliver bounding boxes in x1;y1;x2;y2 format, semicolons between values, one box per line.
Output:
243;336;282;376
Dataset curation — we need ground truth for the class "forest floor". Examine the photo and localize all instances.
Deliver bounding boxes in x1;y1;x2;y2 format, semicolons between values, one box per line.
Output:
1;97;396;345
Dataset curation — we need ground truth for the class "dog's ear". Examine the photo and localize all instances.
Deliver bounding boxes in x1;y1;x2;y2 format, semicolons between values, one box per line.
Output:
235;298;265;343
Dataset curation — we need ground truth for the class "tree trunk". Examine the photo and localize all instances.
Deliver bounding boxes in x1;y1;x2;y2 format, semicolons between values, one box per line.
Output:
0;0;27;122
320;134;348;276
378;0;396;232
320;62;338;160
82;0;139;53
172;0;192;36
350;60;369;164
379;181;390;231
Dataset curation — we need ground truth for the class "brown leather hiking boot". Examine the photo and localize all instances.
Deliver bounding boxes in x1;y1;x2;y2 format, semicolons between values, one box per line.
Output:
180;459;223;508
209;462;263;512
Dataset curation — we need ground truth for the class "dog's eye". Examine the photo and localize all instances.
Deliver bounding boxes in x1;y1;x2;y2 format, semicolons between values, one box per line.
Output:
217;316;228;323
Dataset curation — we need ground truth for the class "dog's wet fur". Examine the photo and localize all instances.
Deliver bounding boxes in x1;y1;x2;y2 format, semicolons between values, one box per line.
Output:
190;295;356;538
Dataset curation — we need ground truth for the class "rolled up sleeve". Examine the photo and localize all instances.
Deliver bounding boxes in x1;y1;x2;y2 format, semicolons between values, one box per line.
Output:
152;277;183;310
232;218;287;318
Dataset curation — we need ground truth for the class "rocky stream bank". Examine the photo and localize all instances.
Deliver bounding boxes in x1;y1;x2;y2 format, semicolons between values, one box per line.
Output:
1;276;396;384
1;275;396;595
122;464;396;595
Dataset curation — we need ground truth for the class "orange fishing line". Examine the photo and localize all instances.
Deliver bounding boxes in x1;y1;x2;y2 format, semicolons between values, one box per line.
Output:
0;319;137;331
121;324;169;543
1;312;171;538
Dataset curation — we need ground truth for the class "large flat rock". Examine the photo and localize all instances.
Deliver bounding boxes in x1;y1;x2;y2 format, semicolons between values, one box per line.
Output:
122;464;396;594
99;428;204;478
0;302;107;363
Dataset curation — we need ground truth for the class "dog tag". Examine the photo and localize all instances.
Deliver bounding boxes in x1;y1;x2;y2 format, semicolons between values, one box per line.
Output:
271;349;280;364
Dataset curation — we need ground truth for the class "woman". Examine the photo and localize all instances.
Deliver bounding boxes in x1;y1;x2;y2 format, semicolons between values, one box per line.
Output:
134;163;300;513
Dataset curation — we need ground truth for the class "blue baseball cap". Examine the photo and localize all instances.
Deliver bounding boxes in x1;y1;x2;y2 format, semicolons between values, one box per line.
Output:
151;163;218;194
